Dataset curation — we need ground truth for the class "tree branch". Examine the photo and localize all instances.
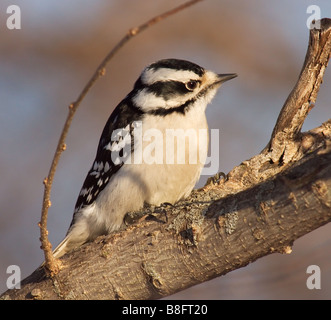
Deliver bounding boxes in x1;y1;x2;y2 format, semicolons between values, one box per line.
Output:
38;0;204;276
2;18;330;300
267;18;331;163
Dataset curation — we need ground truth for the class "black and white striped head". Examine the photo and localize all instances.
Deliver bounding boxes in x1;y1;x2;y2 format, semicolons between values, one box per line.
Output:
132;59;237;115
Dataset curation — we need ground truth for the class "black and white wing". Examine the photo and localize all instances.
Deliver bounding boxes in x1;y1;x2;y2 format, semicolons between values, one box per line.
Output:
72;98;143;217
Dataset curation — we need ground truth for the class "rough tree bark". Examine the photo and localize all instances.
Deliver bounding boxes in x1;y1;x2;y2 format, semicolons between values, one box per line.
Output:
1;19;331;300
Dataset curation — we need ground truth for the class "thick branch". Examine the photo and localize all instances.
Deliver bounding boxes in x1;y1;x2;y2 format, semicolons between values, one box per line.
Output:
2;132;331;300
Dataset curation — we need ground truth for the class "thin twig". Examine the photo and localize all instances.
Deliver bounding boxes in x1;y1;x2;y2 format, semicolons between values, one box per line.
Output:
39;0;204;275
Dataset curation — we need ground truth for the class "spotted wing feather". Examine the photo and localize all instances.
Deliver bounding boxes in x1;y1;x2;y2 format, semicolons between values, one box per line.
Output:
72;98;143;221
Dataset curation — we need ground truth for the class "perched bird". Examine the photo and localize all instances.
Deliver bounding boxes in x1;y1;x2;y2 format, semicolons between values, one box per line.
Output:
53;58;237;259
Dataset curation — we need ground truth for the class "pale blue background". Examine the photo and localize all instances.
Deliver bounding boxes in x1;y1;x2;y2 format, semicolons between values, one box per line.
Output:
0;0;330;298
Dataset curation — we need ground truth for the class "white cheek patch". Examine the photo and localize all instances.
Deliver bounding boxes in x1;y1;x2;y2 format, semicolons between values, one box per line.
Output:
133;88;198;112
133;89;165;111
133;88;182;111
142;68;200;85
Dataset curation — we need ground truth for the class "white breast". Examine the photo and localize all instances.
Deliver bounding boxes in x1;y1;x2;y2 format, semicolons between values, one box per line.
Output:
94;99;209;232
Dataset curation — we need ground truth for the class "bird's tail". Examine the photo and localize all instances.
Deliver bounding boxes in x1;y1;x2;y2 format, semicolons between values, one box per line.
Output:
40;236;70;267
39;236;71;268
52;235;71;260
41;231;88;264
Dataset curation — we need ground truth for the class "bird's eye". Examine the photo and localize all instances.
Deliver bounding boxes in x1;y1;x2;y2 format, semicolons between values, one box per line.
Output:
185;80;198;91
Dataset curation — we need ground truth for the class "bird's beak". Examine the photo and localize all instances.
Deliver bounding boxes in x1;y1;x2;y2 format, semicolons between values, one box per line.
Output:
216;73;238;84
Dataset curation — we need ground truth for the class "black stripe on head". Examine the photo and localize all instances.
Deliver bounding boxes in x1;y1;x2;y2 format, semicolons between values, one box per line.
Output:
145;81;215;117
148;59;204;77
146;80;189;99
134;59;205;90
146;101;190;116
133;77;144;90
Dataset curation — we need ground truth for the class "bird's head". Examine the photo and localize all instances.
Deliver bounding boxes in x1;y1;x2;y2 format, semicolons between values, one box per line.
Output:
131;58;237;115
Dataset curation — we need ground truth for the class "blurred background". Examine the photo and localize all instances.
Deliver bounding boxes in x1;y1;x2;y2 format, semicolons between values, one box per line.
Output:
0;0;330;299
